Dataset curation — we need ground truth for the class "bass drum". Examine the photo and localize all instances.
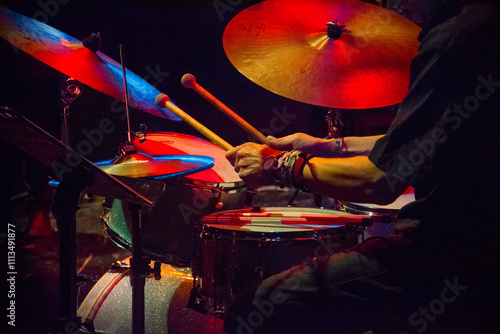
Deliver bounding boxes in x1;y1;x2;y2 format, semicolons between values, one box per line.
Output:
102;132;247;266
335;187;416;239
78;258;224;334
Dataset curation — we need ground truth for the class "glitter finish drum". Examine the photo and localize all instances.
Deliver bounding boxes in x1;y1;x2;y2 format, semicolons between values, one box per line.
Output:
78;258;224;334
102;132;247;266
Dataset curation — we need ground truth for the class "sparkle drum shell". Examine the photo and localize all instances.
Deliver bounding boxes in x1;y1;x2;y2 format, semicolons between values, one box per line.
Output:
193;207;363;314
102;132;247;266
78;258;224;334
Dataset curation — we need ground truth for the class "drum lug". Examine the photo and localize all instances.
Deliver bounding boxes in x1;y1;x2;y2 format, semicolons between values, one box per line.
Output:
109;261;130;273
75;275;98;287
152;261;162;281
187;287;208;315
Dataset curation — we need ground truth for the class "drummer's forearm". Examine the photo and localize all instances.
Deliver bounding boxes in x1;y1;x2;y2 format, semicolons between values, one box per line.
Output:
301;155;406;204
341;135;383;156
316;135;382;157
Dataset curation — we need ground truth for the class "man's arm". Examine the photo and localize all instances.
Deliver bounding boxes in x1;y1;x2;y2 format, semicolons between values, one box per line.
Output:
226;142;408;204
267;133;383;157
301;156;407;204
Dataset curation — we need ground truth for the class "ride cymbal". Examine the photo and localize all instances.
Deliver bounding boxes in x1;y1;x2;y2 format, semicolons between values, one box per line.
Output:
0;7;180;120
223;0;421;109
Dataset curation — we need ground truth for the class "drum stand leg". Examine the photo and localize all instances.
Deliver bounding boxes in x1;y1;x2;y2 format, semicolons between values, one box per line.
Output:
125;202;148;334
51;172;89;332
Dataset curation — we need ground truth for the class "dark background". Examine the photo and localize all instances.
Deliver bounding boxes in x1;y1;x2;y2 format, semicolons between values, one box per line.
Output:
0;1;397;333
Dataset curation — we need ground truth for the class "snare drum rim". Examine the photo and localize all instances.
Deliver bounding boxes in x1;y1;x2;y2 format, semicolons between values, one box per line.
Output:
337;200;400;216
172;176;246;192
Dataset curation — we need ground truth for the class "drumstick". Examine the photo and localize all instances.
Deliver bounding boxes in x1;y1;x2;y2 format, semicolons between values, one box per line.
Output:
181;73;268;145
155;94;233;151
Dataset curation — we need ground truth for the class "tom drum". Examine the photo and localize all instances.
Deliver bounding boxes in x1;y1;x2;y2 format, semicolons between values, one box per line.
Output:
102;132;247;266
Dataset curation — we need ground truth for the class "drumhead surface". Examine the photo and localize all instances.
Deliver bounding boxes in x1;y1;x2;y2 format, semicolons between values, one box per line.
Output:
200;207;365;241
133;132;241;183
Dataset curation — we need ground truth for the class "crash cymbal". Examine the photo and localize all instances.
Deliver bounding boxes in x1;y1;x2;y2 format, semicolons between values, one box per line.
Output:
95;153;214;179
0;7;179;120
223;0;421;109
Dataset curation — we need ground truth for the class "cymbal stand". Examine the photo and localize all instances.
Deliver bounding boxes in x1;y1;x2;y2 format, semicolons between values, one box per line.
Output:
60;77;83;145
51;167;93;331
309;109;344;208
325;109;344;139
119;44;147;334
119;44;136;154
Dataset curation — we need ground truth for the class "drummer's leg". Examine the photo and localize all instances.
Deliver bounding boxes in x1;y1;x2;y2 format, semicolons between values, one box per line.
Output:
224;234;422;334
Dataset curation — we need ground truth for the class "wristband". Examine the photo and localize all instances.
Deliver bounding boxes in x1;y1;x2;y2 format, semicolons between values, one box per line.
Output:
265;150;313;192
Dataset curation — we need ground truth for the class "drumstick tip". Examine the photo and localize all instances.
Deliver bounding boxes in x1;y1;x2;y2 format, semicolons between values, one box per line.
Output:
181;73;196;89
155;93;170;107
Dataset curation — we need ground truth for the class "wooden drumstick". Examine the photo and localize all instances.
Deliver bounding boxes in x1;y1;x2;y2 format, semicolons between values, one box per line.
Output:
155;94;234;151
181;73;268;145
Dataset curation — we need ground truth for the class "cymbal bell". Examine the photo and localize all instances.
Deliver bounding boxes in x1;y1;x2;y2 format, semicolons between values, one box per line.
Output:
223;0;421;109
95;153;214;179
0;6;180;120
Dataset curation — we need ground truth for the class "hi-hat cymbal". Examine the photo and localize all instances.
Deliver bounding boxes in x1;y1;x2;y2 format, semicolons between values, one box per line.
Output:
95;153;214;179
223;0;421;109
0;7;180;120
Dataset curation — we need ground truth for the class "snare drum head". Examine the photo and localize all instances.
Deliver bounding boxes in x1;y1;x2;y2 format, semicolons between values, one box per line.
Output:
133;132;240;183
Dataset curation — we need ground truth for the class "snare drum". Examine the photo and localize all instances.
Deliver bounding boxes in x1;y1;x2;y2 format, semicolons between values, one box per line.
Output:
335;187;415;238
102;132;247;266
78;257;224;334
193;207;363;314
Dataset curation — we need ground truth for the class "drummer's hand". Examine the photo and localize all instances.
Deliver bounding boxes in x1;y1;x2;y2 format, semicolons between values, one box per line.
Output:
226;142;278;188
267;133;333;157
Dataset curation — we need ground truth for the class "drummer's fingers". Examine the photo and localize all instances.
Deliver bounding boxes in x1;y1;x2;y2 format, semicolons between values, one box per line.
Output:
225;145;243;165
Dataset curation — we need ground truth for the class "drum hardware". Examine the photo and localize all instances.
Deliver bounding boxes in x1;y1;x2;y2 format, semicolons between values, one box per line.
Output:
326;20;346;40
135;124;148;144
60;76;83;146
82;32;102;53
325;109;344;139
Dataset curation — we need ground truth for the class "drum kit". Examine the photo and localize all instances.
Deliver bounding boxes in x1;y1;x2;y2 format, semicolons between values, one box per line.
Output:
0;0;420;333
